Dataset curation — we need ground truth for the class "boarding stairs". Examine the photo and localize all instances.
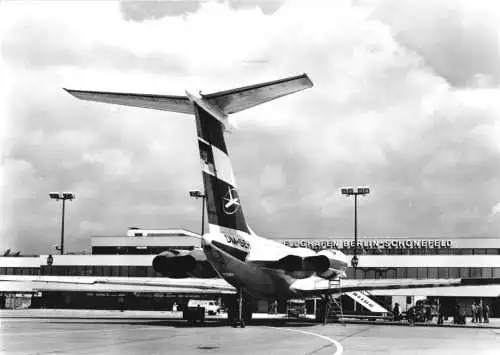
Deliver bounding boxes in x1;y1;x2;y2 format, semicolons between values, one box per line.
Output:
345;290;389;314
323;278;345;325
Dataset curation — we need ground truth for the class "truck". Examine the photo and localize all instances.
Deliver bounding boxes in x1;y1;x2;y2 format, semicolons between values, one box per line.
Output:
287;299;306;318
182;300;221;323
187;300;220;315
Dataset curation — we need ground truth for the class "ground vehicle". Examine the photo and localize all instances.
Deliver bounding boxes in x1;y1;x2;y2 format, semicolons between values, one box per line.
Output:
287;299;306;318
405;300;438;323
187;300;220;315
183;306;205;324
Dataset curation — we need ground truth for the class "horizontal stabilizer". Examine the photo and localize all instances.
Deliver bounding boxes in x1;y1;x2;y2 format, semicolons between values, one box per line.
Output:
203;73;313;114
64;74;313;119
64;89;193;114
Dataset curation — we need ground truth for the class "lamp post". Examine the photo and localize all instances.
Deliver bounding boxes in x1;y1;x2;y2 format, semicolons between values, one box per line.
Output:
49;192;76;255
340;187;370;274
189;190;206;236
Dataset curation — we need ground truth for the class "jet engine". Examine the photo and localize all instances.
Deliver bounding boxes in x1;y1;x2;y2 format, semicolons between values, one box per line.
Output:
278;255;314;279
305;250;346;279
152;249;217;278
270;248;347;280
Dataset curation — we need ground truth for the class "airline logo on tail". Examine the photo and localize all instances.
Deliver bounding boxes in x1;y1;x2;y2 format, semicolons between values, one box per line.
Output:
223;187;240;215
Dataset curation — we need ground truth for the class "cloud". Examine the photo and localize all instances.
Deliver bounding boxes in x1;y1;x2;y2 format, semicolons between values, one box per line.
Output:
1;0;500;253
371;0;500;87
119;0;285;21
260;164;287;191
120;0;202;20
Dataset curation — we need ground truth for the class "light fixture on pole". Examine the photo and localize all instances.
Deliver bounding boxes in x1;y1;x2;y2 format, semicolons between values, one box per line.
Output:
189;190;206;236
340;187;370;273
49;192;76;255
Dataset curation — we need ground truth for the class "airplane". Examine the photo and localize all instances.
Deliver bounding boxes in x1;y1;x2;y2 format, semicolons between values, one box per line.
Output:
61;74;499;327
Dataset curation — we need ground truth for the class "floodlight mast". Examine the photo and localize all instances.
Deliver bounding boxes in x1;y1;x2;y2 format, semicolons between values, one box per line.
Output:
189;190;206;236
340;187;370;277
49;192;75;255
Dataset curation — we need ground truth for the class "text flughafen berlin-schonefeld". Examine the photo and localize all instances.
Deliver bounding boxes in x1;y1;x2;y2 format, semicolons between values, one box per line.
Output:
281;239;454;250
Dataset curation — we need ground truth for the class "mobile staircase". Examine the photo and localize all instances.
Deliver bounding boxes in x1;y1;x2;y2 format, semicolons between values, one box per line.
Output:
323;278;345;325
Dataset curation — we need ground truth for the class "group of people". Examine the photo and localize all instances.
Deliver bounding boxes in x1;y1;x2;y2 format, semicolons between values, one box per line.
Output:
471;302;490;323
402;301;437;326
398;299;492;326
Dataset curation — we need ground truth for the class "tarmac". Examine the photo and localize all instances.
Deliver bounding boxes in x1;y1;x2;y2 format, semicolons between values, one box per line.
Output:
1;309;499;355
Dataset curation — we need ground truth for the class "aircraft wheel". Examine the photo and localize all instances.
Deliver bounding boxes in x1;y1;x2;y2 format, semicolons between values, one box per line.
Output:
315;300;326;323
243;307;253;324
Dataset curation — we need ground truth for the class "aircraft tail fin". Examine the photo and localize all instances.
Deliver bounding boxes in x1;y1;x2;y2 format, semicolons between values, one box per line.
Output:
65;74;314;236
194;103;250;234
192;74;313;235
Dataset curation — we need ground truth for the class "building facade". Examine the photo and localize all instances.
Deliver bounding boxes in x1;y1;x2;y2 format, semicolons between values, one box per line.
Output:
279;236;500;280
1;230;500;316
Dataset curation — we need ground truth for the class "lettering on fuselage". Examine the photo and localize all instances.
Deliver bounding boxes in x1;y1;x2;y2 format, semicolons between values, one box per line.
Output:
224;234;251;250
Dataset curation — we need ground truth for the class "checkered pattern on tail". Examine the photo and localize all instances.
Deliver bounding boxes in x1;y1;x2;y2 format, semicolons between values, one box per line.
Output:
193;103;250;234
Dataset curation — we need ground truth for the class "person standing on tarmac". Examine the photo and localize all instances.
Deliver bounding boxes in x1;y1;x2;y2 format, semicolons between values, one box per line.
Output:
477;303;483;323
118;296;125;312
393;303;401;321
438;303;444;325
454;304;461;324
483;304;490;323
425;306;432;324
471;302;476;323
407;306;415;326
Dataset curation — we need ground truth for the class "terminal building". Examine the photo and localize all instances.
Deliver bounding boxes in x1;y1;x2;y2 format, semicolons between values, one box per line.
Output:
1;229;500;317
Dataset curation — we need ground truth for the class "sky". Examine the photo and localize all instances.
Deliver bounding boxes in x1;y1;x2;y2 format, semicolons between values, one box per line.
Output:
1;0;500;254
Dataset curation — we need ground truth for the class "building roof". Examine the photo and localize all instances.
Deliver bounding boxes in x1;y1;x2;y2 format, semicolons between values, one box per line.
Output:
371;285;500;297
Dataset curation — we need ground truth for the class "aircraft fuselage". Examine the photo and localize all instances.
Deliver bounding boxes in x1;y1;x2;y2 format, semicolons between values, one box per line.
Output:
202;227;349;299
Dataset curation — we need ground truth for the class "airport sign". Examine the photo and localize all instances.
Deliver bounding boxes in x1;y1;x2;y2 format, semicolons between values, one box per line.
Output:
281;239;454;250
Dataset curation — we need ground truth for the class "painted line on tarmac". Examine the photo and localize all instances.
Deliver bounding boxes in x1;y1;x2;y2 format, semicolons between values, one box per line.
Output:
266;326;343;355
338;325;373;342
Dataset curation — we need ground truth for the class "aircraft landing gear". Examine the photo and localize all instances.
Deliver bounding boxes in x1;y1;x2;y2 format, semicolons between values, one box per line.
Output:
226;289;253;327
314;291;343;325
233;287;246;328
